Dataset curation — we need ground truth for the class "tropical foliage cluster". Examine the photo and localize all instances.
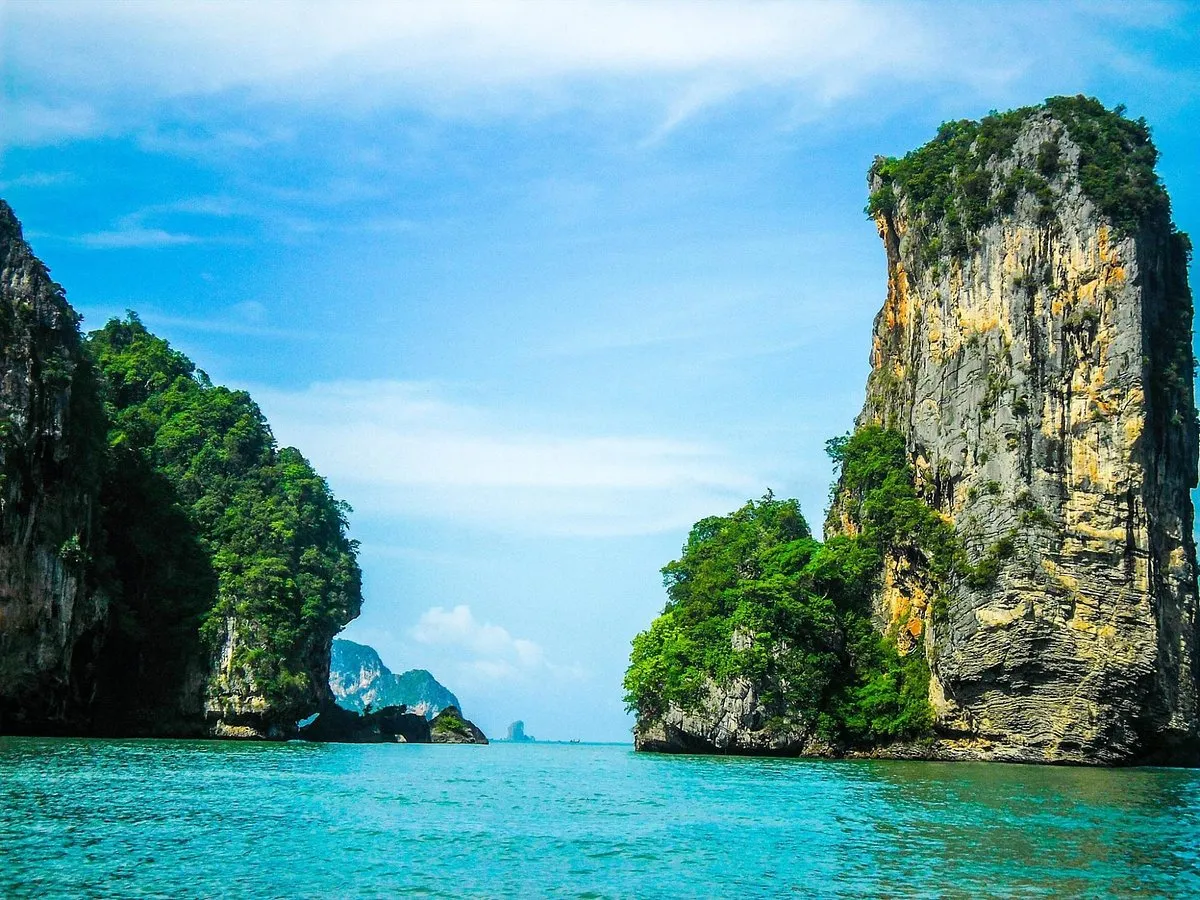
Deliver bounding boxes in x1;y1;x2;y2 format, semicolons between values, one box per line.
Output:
624;426;950;748
86;314;361;721
866;95;1173;257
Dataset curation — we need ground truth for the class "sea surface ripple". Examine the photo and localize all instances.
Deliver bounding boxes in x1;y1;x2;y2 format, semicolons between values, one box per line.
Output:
1;738;1198;898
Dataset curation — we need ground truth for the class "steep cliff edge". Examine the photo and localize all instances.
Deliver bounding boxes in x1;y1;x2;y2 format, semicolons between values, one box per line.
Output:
839;96;1198;764
0;200;107;732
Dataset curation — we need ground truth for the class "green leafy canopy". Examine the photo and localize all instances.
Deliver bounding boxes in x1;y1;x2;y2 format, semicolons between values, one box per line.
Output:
87;313;362;722
624;427;951;748
866;95;1173;260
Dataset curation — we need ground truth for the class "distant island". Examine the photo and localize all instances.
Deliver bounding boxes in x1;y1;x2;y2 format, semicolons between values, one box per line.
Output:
505;720;535;742
329;639;460;719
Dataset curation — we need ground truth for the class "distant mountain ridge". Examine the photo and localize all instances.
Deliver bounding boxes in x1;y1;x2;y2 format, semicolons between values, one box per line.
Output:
330;639;459;719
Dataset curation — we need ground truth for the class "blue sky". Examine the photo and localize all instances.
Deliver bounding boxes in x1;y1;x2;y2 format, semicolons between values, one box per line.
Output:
3;0;1199;741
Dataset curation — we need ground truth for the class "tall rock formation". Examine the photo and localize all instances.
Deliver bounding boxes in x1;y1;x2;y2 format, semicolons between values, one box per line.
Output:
841;97;1198;764
0;200;107;731
86;317;363;740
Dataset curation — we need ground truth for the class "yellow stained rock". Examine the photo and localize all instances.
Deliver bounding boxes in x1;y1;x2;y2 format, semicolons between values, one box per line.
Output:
976;602;1027;629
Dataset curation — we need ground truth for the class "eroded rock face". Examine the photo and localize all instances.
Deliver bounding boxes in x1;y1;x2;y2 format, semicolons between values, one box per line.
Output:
205;616;341;739
633;671;831;756
848;109;1198;764
0;200;107;731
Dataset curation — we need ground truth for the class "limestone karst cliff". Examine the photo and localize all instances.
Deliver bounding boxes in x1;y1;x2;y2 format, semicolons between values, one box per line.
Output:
839;96;1198;764
329;638;460;719
0;200;108;733
628;97;1199;766
0;201;362;739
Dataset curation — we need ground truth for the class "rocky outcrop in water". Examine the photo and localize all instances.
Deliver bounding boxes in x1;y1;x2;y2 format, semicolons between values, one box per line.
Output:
629;97;1198;766
836;97;1198;764
430;706;488;744
505;720;535;742
299;702;432;743
300;702;487;744
0;200;107;733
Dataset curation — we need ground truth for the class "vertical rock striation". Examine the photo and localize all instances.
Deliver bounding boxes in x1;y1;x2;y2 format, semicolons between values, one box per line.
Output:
844;97;1198;764
0;200;107;731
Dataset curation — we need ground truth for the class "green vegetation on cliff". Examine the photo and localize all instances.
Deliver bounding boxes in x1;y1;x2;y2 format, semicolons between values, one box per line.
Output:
624;427;939;748
866;95;1172;255
88;314;362;723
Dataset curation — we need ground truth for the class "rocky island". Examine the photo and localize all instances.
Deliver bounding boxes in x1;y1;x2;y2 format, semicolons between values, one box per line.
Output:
626;96;1199;766
0;199;361;740
299;702;487;744
0;197;487;745
309;637;487;743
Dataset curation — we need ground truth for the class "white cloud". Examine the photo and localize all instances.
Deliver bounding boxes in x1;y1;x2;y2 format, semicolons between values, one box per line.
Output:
2;0;1167;143
0;100;103;148
77;227;202;249
411;604;576;683
251;379;758;536
4;1;917;97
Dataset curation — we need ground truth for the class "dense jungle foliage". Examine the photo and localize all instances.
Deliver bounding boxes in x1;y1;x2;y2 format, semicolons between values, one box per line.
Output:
87;314;361;721
866;95;1173;257
624;426;946;748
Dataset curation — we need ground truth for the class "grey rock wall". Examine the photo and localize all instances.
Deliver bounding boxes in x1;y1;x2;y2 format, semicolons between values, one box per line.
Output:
0;200;107;731
848;111;1199;764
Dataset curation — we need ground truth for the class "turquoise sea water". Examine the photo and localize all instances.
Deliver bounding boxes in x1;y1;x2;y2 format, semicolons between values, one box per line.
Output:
1;738;1198;898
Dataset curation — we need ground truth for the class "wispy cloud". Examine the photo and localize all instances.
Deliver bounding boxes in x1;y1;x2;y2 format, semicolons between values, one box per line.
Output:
69;199;258;249
70;201;212;248
135;126;296;159
0;100;103;149
3;0;1176;144
77;227;202;249
411;604;582;683
251;379;759;536
0;172;78;190
122;307;324;342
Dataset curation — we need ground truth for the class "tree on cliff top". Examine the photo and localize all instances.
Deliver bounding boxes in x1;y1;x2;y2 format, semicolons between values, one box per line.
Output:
867;95;1173;246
